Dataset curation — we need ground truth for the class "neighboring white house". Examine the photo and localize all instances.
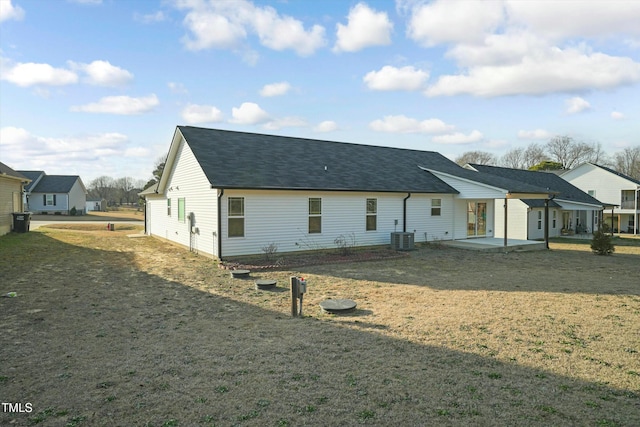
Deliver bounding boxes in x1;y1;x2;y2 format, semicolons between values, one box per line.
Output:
561;163;640;234
0;162;31;235
468;164;604;239
141;126;555;258
19;171;87;215
86;198;106;212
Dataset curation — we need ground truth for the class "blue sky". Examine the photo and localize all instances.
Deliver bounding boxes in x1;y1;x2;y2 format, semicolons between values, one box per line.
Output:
1;0;639;184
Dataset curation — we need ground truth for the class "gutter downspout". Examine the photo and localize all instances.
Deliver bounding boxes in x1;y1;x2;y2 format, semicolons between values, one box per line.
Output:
403;192;411;232
633;187;640;236
217;188;224;259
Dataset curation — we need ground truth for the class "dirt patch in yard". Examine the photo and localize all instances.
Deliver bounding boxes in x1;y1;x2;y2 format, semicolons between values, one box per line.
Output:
1;230;639;426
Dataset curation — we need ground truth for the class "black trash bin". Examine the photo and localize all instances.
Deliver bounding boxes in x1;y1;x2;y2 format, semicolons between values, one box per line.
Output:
12;212;31;233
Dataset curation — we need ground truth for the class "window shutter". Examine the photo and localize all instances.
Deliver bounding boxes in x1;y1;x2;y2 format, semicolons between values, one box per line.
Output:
53;195;57;206
43;195;46;205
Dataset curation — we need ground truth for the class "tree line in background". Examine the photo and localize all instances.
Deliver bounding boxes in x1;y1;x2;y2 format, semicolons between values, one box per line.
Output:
454;136;640;179
87;155;166;207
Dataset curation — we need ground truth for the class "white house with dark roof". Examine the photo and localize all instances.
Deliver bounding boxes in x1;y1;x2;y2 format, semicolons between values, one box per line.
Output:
561;163;640;234
142;126;556;258
19;171;87;215
468;164;604;240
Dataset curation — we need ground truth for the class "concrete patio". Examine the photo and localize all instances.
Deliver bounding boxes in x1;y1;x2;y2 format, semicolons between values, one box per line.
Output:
443;237;547;252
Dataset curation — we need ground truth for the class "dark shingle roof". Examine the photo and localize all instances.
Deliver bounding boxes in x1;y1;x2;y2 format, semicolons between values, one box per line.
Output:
178;126;459;193
177;127;553;195
0;162;30;181
591;163;640;186
18;171;45;191
31;175;81;193
470;164;603;206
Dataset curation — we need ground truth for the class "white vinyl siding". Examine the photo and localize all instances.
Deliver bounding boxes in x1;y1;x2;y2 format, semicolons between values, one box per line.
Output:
220;190;456;257
146;136;218;256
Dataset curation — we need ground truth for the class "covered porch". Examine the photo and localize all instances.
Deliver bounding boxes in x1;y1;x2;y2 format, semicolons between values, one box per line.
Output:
444;237;546;252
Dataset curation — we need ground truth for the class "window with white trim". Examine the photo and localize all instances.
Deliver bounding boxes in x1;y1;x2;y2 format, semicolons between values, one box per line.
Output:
178;198;186;222
366;198;377;231
431;199;441;216
552;210;557;228
537;211;542;230
228;197;245;238
309;198;321;234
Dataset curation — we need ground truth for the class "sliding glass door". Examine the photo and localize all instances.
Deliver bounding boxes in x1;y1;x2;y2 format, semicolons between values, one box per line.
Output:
467;202;487;237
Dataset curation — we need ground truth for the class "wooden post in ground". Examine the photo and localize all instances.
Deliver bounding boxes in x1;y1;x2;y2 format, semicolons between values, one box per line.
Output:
290;276;298;317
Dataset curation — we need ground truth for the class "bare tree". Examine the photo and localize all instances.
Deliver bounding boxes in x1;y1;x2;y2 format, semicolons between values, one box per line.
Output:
614;146;640;180
88;176;115;203
455;151;497;166
523;144;549;168
500;144;548;169
545;136;598;169
500;147;526;169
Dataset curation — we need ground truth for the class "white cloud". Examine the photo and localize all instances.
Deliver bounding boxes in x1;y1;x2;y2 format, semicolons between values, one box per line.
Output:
0;0;25;22
71;94;159;115
363;65;429;91
0;60;78;87
230;102;270;124
407;0;504;46
263;117;307;130
407;1;640;97
168;82;188;94
313;121;338;132
432;130;483;145
369;115;454;134
426;48;640;97
134;11;166;24
334;2;393;52
517;129;551;140
181;104;224;124
68;60;133;86
177;0;326;56
259;81;291;97
611;111;626;120
505;1;640;41
0;126;129;171
566;97;591;114
69;0;102;4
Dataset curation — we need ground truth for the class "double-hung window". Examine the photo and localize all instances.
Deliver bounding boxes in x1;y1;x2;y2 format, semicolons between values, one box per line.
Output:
552;211;557;228
228;197;245;237
537;211;542;230
308;198;322;234
366;198;377;231
431;199;441;216
45;194;56;206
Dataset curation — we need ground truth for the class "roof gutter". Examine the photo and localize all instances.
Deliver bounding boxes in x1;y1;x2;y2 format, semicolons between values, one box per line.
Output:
403;192;411;232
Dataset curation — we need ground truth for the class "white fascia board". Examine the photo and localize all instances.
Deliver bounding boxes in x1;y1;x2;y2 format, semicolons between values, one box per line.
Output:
156;127;184;195
420;166;508;195
556;199;604;210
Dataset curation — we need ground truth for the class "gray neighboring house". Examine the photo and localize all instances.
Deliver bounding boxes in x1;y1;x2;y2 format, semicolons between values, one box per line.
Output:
19;171;87;215
468;164;604;239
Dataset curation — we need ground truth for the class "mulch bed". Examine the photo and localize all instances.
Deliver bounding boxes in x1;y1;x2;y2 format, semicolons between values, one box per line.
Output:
219;247;410;271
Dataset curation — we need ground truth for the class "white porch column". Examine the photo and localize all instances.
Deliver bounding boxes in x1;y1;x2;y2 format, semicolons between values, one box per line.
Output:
504;198;508;247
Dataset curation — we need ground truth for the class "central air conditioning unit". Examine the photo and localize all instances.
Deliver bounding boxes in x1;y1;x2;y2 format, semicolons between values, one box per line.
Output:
391;232;414;250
